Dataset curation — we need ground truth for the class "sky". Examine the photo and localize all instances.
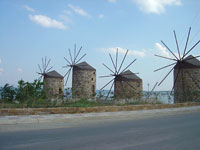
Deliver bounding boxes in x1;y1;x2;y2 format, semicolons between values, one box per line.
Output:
0;0;200;91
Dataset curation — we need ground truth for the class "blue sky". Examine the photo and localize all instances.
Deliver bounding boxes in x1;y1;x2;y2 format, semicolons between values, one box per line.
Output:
0;0;200;91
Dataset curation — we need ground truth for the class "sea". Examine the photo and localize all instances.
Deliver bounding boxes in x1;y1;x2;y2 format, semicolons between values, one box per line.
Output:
66;89;174;104
0;87;174;104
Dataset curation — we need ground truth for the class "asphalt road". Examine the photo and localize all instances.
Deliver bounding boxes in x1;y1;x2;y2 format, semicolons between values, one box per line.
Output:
0;110;200;150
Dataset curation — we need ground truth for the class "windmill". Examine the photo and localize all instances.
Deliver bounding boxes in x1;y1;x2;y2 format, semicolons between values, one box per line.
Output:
37;56;53;81
37;57;64;98
63;44;96;99
100;49;142;99
63;44;86;86
154;27;200;103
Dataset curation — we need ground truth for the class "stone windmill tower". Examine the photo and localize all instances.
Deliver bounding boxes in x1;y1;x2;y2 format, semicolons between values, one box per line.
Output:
174;55;200;103
37;57;64;99
63;45;96;99
114;70;142;99
100;49;142;99
154;27;200;103
72;61;96;99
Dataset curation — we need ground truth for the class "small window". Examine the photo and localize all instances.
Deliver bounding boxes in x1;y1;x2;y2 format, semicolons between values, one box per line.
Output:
92;78;93;81
137;82;140;87
93;72;95;75
59;88;62;94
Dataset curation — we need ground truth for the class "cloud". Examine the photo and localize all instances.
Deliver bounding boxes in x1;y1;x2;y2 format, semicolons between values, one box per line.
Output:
130;50;146;57
63;10;72;15
29;14;67;30
0;68;3;75
17;68;23;73
103;47;146;57
132;0;181;14
108;0;117;3
59;15;72;24
0;58;1;64
23;5;35;12
155;43;170;57
99;14;104;19
68;4;91;18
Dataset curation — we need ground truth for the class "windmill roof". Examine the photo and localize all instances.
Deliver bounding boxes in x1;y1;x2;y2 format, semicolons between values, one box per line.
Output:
75;61;96;71
45;70;64;78
184;55;200;67
119;70;142;81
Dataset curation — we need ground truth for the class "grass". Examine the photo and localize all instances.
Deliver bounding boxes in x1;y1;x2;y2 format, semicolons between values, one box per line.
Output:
0;98;105;108
0;98;160;108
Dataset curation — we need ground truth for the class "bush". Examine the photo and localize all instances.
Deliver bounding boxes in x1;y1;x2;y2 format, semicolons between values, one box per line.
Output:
0;83;16;102
16;79;46;102
0;79;46;104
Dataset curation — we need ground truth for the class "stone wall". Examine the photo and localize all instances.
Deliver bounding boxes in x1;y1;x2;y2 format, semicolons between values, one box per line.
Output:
174;68;200;103
44;77;64;99
72;68;96;99
114;80;142;99
1;102;200;116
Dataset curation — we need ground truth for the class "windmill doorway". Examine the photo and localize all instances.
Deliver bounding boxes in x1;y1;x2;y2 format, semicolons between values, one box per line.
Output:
92;85;95;95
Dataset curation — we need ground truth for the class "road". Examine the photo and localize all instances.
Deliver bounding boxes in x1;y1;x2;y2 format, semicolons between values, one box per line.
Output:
0;109;200;150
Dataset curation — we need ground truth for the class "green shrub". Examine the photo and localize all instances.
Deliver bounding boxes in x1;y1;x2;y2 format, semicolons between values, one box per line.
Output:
0;83;16;102
16;79;46;102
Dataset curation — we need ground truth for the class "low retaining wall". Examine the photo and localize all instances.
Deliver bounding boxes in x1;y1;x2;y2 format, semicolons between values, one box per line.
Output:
0;102;200;116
